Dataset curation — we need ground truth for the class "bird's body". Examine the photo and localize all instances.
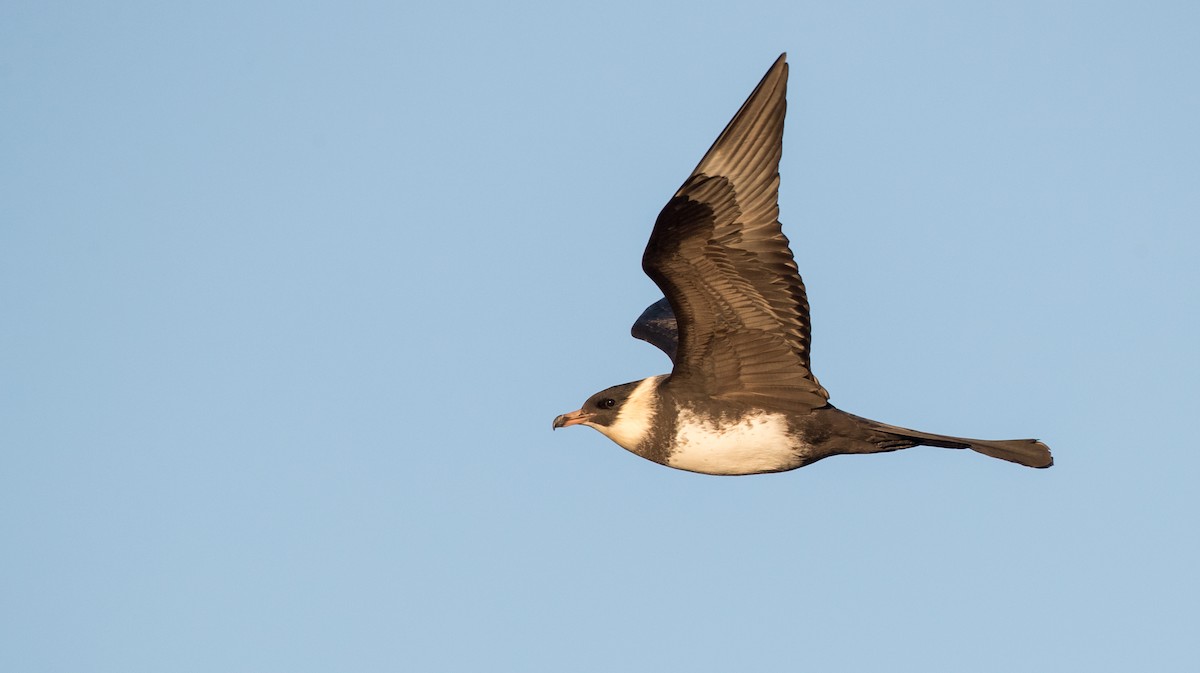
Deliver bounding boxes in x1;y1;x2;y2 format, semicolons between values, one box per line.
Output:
553;54;1052;475
580;375;806;475
568;374;1050;475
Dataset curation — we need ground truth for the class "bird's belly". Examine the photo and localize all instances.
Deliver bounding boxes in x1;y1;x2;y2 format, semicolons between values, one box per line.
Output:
666;408;806;475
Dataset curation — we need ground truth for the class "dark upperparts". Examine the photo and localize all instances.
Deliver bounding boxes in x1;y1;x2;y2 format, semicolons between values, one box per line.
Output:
640;53;828;410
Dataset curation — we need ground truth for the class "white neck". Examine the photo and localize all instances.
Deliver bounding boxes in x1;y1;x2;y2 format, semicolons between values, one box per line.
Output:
592;375;664;451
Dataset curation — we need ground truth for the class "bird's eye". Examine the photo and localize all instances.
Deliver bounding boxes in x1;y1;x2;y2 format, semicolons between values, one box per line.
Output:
597;398;616;409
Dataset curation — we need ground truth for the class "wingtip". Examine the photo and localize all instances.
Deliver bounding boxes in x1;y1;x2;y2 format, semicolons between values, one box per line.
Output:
769;53;788;76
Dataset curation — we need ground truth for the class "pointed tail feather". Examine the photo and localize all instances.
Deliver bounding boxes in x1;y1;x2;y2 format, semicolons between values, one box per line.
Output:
958;437;1053;468
856;416;1054;468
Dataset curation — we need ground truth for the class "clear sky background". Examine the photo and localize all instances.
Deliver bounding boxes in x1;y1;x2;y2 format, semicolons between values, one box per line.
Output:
3;1;1198;671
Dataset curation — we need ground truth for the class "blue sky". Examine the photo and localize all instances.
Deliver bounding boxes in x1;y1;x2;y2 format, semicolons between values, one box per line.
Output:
3;1;1198;671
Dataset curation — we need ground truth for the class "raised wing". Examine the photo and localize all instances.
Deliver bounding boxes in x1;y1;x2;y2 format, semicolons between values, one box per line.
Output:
641;53;829;409
631;297;679;362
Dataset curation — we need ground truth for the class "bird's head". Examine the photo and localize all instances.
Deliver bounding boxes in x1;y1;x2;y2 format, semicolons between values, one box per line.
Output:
552;376;664;451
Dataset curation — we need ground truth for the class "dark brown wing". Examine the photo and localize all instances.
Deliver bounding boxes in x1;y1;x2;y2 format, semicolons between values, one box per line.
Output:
642;53;829;409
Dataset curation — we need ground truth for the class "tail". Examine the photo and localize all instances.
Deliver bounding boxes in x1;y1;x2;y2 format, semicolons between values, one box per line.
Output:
855;415;1053;468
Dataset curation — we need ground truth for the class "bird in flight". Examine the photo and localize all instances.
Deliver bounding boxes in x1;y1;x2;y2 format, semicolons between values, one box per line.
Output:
553;54;1052;475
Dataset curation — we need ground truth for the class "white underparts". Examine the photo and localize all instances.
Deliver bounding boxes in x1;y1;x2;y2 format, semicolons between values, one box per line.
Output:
667;407;801;475
590;375;664;451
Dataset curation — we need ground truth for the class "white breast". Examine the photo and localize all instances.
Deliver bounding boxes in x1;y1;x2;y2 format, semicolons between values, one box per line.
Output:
667;407;805;475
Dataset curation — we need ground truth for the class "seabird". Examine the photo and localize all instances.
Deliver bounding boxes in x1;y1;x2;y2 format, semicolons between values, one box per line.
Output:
553;54;1053;475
